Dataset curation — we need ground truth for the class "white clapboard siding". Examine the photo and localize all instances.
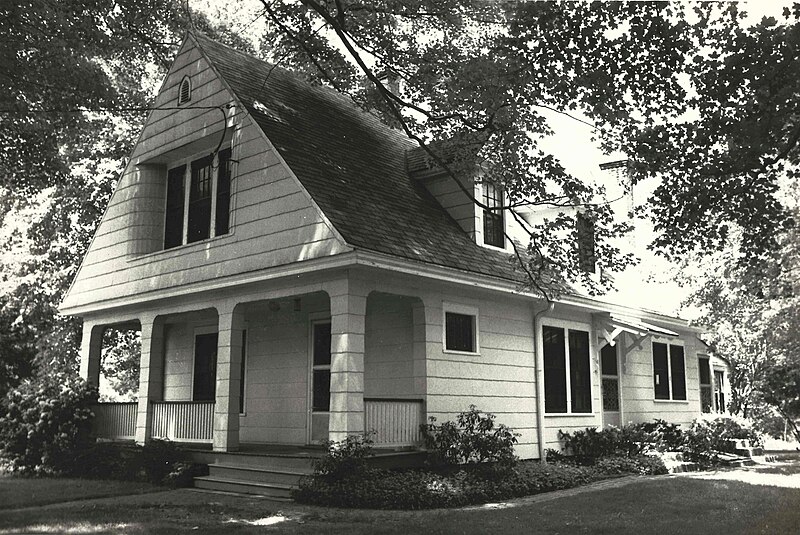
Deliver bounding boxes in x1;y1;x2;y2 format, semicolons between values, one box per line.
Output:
365;399;424;447
151;401;214;442
93;403;137;440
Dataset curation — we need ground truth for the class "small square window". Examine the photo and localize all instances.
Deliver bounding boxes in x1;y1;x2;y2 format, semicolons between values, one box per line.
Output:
443;304;479;354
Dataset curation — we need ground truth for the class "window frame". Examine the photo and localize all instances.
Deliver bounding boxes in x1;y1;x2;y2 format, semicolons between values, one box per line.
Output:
651;339;688;402
163;146;234;250
442;302;480;355
178;75;192;105
699;355;713;413
239;328;248;416
541;319;595;416
480;181;505;250
309;319;333;413
191;326;219;402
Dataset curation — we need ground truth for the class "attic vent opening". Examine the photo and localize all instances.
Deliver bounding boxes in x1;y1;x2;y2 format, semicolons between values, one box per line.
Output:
178;76;192;105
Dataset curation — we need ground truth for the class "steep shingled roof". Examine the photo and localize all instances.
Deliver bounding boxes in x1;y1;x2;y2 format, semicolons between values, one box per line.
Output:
194;34;523;283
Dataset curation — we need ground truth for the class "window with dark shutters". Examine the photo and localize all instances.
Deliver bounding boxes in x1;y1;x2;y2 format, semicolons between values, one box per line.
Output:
670;345;686;400
569;330;592;413
445;312;475;352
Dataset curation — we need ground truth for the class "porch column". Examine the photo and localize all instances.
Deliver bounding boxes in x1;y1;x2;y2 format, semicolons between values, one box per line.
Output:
412;299;440;400
135;314;164;444
328;277;368;442
79;320;104;387
213;302;245;452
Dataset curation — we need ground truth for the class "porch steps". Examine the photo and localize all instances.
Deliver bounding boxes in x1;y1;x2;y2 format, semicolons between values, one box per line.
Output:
191;455;316;499
193;475;295;500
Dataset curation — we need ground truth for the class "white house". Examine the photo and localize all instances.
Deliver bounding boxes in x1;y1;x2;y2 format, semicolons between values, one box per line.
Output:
62;33;731;475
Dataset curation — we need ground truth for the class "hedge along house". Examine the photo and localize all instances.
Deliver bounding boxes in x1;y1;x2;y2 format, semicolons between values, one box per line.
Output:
61;33;732;471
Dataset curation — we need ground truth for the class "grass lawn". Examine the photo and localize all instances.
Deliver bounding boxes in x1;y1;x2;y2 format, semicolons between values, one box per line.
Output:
0;474;162;510
0;465;799;534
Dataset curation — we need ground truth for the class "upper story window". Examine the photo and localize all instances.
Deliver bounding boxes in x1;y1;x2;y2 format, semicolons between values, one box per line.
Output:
482;182;504;248
543;324;592;414
652;342;686;401
164;148;232;250
178;75;192;105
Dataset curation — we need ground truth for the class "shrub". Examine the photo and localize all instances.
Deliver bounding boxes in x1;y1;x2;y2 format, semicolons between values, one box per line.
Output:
0;372;97;474
593;455;668;476
683;415;763;464
421;405;519;467
558;423;652;461
295;460;606;509
162;461;208;487
312;433;375;480
640;419;684;451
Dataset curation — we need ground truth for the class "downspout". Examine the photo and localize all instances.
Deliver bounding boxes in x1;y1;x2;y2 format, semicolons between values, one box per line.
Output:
533;301;555;462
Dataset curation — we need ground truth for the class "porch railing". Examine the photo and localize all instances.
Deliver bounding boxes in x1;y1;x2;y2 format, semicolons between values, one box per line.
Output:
93;402;137;440
364;398;424;447
151;401;214;443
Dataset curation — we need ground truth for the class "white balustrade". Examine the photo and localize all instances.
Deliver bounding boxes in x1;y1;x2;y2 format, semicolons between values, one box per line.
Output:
151;401;214;443
364;398;424;447
93;402;137;440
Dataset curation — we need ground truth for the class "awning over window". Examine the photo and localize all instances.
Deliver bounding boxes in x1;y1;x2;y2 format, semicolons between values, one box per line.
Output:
596;313;679;347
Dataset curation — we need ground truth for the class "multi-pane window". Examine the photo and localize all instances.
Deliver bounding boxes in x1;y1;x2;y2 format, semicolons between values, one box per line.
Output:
311;322;332;412
543;325;592;413
482;182;504;248
164;148;233;250
699;357;712;413
714;370;726;413
601;343;620;412
652;342;686;400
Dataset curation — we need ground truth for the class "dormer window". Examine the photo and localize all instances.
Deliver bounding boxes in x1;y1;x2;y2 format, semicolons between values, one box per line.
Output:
178;76;192;105
482;182;504;248
164;148;232;250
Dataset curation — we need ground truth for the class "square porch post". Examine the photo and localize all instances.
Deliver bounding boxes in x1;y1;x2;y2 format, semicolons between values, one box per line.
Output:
213;303;245;451
79;321;104;387
328;277;368;442
135;314;164;444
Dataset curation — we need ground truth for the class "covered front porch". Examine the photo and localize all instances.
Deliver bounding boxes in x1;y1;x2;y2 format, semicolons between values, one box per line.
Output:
83;276;430;452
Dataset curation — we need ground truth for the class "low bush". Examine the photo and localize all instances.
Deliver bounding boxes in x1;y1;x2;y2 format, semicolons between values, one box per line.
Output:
313;433;375;480
162;461;208;488
640;419;684;451
558;423;652;461
683;415;763;464
0;372;97;475
421;405;519;467
593;455;668;476
295;460;605;509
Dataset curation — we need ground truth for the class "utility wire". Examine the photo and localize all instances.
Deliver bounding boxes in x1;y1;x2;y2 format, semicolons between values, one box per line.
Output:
0;105;229;114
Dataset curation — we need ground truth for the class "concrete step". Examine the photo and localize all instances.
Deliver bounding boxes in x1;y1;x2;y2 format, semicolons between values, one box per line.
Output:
208;463;312;486
187;451;318;471
666;461;702;473
193;476;295;499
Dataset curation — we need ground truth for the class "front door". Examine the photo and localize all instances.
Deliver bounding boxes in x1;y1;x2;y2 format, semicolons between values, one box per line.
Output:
600;342;621;427
193;332;218;401
309;321;331;443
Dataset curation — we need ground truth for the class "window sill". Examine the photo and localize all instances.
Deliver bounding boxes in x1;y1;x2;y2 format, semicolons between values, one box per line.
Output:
652;399;689;404
129;231;235;263
544;412;596;418
478;241;507;253
442;349;481;357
